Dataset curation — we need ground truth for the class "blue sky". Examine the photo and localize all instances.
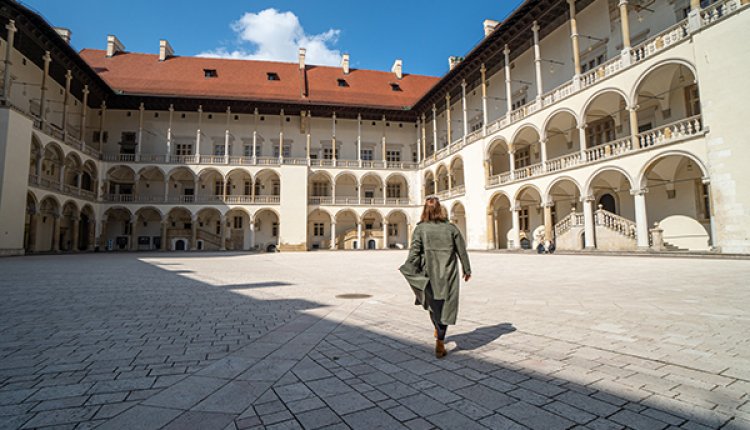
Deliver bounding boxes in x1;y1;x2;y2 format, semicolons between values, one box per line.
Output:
22;0;523;77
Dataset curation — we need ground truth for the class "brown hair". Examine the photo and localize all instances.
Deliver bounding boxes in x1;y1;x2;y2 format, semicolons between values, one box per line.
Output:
420;196;448;223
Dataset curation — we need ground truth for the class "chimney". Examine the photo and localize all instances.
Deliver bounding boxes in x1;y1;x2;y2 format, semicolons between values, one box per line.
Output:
448;56;463;70
54;27;72;44
298;47;306;69
106;35;125;57
483;19;500;37
159;39;174;61
391;59;403;80
341;53;350;75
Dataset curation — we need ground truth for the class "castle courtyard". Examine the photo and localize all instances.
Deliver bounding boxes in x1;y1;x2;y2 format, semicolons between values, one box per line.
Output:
0;251;749;429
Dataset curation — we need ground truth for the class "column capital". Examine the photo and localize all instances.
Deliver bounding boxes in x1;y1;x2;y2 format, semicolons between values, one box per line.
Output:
461;79;467;88
65;69;73;80
168;104;174;112
532;20;540;33
432;104;437;113
226;106;231;114
701;177;711;185
503;44;510;56
630;188;648;196
543;200;555;208
82;85;90;95
511;203;522;212
618;0;629;6
139;102;145;111
445;92;451;102
42;50;51;63
480;63;487;73
5;19;17;33
581;195;595;202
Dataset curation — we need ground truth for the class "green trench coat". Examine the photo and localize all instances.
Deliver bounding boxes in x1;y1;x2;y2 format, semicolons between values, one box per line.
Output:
399;221;472;325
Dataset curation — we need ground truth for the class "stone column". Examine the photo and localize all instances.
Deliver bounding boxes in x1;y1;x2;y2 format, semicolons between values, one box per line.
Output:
224;106;231;164
481;63;488;135
191;217;198;250
27;212;38;252
80;86;89;146
382;222;388;250
540;138;548;171
97;218;106;251
421;114;427;158
461;81;469;143
2;20;17;101
381;115;387;163
163;181;170;203
543;202;553;242
504;45;513;115
219;216;227;251
509;148;516;180
582;195;595;249
486;209;496;249
305;111;312;162
52;214;61;252
71;217;80;252
632;188;650;250
568;0;582;81
357;113;362;166
578;124;587;161
98;101;107;151
249;221;256;249
445;93;452;148
39;51;51;127
62;70;72;136
532;21;544;102
407;223;413;248
279;109;285;162
619;0;632;63
331;112;337;162
252;107;258;163
166;104;174;162
628;107;639;149
432;105;438;154
416;120;422;162
129;219;137;251
511;205;521;250
137;103;144;160
357;222;365;251
330;221;337;250
161;221;168;251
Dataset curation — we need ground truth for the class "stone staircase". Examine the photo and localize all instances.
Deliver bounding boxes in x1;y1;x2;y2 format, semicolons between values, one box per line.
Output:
554;208;637;251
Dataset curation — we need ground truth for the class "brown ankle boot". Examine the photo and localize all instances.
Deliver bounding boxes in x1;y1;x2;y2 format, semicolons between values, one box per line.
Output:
435;340;447;358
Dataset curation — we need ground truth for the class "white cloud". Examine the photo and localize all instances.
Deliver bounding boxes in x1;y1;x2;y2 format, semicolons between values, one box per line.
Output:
199;8;342;66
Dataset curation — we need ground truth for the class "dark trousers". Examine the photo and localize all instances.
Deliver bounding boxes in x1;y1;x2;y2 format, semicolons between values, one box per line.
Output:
426;286;447;340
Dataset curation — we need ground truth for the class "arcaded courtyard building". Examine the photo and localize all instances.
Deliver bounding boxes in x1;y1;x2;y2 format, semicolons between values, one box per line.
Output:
1;0;749;255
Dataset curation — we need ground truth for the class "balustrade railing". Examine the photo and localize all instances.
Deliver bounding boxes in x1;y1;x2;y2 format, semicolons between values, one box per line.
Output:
700;0;743;25
596;208;636;239
637;115;703;149
585;137;632;163
580;55;625;89
554;212;584;237
545;152;581;173
631;19;689;62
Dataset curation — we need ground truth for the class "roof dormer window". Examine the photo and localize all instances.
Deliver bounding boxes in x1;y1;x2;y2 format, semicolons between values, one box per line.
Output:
267;72;280;81
204;69;218;78
390;83;401;91
337;79;348;87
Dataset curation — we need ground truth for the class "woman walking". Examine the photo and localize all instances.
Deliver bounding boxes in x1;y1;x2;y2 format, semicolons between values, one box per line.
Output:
401;196;471;358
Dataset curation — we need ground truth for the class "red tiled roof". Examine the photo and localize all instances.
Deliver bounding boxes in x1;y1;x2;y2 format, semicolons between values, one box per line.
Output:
79;49;439;110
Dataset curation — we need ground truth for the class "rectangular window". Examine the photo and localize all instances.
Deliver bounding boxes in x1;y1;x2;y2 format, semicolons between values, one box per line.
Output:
388;224;399;237
323;148;334;160
313;182;329;196
267;72;280;81
214;181;223;196
586;117;615;147
254;143;262;157
92;131;109;143
701;182;711;220
233;216;243;229
470;121;483;132
243;144;253;157
272;180;280;195
215;220;221;235
514;148;530;169
361;149;374;161
272;222;278;237
386;184;401;198
386;150;401;162
685;84;701;117
213;144;225;156
519;208;530;232
204;69;218;78
511;96;527;111
364;190;374;199
365;222;374;230
244;181;251;195
175;144;193;156
273;144;292;158
313;223;325;237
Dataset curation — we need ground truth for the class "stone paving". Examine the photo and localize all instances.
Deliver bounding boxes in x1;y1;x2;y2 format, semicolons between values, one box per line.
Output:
0;251;749;430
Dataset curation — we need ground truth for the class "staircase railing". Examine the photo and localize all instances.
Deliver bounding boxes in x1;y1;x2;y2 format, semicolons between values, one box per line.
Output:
595;208;636;239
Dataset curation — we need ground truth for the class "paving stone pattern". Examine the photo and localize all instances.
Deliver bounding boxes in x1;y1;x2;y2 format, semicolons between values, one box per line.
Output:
0;252;749;429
